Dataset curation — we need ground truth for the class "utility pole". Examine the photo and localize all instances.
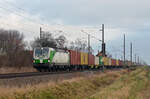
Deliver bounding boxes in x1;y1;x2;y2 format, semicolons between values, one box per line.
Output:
123;34;126;66
130;42;132;65
99;24;105;71
88;34;90;66
138;56;139;65
135;54;136;65
101;24;106;56
81;30;90;54
40;27;42;39
88;34;90;54
40;27;43;47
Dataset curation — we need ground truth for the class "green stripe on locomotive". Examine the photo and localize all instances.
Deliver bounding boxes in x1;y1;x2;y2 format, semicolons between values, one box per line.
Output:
49;50;56;64
34;59;40;64
34;59;49;64
43;59;49;63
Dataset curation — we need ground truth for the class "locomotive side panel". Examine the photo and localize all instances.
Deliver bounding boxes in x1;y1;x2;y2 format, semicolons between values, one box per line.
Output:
52;51;70;65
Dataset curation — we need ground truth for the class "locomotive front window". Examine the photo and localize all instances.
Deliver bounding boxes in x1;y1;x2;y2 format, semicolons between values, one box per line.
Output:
42;48;49;58
34;48;49;59
34;48;42;59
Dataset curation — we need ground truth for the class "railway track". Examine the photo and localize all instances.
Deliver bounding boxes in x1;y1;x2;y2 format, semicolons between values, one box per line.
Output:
0;68;124;79
0;70;101;79
0;71;78;79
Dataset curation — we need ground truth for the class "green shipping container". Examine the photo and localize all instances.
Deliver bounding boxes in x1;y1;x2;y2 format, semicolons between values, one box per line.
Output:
99;56;103;66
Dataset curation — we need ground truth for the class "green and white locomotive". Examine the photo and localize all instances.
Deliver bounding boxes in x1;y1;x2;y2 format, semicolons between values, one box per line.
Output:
33;47;70;72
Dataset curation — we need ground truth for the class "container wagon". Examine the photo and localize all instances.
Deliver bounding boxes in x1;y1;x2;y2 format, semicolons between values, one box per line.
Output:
69;50;81;70
111;59;116;68
88;54;95;69
116;60;119;68
95;56;99;69
103;57;109;68
108;58;112;68
99;56;103;66
80;52;88;69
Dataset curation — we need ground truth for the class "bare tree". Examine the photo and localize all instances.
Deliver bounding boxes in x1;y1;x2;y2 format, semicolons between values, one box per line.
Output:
31;33;57;48
32;32;67;49
56;35;66;48
0;29;32;68
68;38;93;53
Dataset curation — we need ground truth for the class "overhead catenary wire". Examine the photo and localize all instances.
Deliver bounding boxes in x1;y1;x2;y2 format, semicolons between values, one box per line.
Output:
0;2;71;37
0;1;103;42
0;7;43;34
81;30;102;42
0;20;37;34
0;6;43;26
2;0;28;13
0;0;60;31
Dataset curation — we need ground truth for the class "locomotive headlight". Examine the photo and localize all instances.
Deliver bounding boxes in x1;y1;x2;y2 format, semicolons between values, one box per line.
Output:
48;60;50;62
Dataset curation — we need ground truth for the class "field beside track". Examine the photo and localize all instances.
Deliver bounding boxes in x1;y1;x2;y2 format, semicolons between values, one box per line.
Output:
89;66;150;99
0;67;149;99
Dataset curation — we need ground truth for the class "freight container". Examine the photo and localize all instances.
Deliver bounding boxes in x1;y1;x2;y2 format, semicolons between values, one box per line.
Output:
111;59;116;66
119;60;122;66
99;56;103;66
116;60;119;66
108;58;112;66
103;57;109;66
52;50;70;65
69;50;81;65
95;56;99;66
88;54;95;66
120;60;123;66
128;61;132;66
125;61;129;66
81;52;88;65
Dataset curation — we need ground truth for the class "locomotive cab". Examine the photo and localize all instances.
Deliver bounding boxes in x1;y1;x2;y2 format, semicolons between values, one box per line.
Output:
33;47;54;71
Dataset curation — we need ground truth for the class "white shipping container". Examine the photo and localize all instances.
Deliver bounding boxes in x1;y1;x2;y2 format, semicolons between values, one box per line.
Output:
52;51;70;65
95;56;99;66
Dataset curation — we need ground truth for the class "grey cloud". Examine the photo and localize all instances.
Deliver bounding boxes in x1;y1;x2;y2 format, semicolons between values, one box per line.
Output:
5;0;150;64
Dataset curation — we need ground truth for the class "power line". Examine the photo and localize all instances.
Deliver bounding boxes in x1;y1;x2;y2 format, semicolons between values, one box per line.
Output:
81;30;102;42
2;0;28;13
0;0;55;30
0;5;43;26
0;20;37;34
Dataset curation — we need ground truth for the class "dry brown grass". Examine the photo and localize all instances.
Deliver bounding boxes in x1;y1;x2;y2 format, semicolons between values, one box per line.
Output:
90;67;150;99
0;67;36;74
0;69;128;99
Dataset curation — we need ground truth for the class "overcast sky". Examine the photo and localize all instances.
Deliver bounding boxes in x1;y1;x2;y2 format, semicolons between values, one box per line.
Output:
0;0;149;64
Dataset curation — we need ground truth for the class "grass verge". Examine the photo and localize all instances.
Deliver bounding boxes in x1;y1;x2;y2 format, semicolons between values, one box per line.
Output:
0;70;128;99
89;67;150;99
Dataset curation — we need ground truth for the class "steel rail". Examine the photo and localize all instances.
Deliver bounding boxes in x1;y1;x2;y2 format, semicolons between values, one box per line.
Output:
0;70;98;79
0;68;124;79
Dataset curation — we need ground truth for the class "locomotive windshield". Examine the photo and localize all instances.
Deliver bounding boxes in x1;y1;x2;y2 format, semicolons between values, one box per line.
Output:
34;48;49;59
